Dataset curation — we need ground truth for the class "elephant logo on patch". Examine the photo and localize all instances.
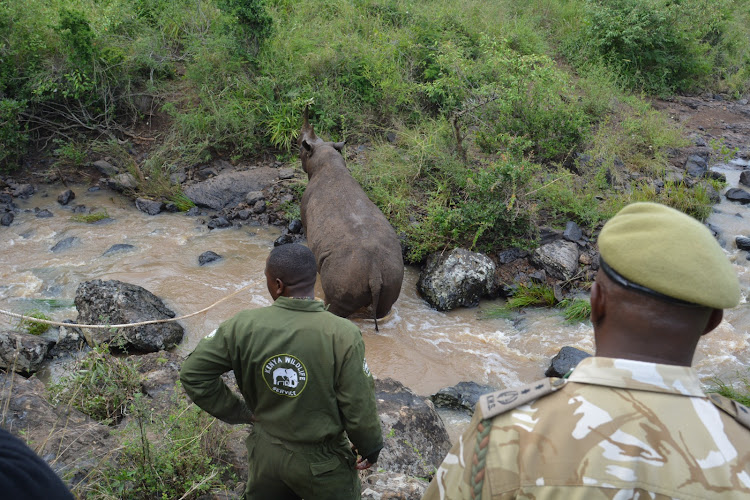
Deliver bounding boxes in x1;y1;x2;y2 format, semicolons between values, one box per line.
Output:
273;367;299;388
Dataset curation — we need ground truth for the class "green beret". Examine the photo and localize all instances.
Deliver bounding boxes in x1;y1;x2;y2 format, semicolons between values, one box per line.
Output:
598;202;740;309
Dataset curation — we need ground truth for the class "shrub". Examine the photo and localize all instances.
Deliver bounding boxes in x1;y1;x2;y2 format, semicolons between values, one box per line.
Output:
48;345;142;425
0;99;28;170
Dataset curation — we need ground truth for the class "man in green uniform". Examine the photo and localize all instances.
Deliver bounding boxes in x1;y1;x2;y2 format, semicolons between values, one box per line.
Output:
424;202;750;499
180;243;383;500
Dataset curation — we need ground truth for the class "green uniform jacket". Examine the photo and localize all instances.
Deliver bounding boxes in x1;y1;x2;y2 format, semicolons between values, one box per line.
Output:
180;297;383;460
424;357;750;499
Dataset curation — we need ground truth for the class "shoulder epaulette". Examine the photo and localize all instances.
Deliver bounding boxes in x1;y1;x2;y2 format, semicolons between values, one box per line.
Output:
478;377;566;419
708;393;750;430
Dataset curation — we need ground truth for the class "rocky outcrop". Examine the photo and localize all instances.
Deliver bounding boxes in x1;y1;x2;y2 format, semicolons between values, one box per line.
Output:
545;346;592;377
0;330;53;373
74;279;184;352
373;378;452;479
417;248;497;311
183;167;283;210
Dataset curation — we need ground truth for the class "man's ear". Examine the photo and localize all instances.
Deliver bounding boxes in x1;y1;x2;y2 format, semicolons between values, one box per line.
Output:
590;281;605;326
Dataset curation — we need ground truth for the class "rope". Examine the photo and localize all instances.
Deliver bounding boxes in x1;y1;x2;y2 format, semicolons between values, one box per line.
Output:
0;283;255;330
470;418;492;499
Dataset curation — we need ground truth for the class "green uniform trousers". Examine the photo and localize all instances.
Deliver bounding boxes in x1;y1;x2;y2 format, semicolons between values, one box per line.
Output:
245;425;360;500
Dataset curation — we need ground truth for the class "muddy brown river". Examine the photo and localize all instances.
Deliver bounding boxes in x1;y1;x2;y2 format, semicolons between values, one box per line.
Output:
1;165;748;398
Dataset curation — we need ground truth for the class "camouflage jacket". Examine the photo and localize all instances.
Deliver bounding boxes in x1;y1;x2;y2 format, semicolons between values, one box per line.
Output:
423;357;750;499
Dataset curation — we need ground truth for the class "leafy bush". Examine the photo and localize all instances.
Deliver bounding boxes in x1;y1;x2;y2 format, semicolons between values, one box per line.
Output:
48;345;142;425
0;99;28;170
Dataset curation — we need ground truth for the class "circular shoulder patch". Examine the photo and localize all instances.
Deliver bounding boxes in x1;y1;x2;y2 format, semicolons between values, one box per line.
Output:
262;354;308;398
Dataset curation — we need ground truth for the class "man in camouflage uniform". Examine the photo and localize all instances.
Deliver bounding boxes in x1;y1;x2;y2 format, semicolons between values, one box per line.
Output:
180;243;383;500
424;202;750;499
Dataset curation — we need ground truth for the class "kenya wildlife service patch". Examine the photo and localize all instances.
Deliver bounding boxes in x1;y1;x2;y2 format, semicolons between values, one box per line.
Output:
262;353;308;398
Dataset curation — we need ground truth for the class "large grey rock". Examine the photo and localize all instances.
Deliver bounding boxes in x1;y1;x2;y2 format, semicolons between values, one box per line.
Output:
736;236;750;251
198;251;223;266
375;378;452;479
726;188;750;204
531;240;580;280
93;159;119;176
57;189;75;205
183;168;280;210
0;330;53;373
11;183;34;198
417;248;497;311
50;236;79;253
135;198;163;215
1;212;14;226
545;346;592;377
684;154;708;177
106;173;138;192
103;243;136;256
563;221;583;242
74;279;184;352
740;170;750;188
431;381;497;413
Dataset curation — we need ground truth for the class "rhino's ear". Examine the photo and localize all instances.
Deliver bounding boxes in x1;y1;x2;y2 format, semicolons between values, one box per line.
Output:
333;141;346;152
301;139;314;156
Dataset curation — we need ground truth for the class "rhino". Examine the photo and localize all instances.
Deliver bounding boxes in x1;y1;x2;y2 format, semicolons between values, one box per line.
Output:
298;107;404;330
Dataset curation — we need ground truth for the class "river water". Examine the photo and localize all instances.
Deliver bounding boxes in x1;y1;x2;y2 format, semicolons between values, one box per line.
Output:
1;165;748;400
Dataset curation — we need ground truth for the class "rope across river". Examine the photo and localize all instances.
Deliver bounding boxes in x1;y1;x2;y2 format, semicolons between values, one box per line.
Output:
0;282;255;330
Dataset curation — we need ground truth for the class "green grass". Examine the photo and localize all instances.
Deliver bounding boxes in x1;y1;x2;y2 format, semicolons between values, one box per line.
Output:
21;309;51;336
558;298;592;323
708;374;750;407
71;208;110;223
482;284;557;319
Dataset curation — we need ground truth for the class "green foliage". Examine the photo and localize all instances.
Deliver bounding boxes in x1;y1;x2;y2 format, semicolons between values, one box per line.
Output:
708;373;750;407
21;309;51;336
623;179;714;221
48;345;142;424
482;283;557;318
53;140;88;166
83;390;230;499
218;0;273;57
709;137;739;164
169;192;196;212
71;209;110;223
0;99;28;169
57;8;96;65
558;298;592;323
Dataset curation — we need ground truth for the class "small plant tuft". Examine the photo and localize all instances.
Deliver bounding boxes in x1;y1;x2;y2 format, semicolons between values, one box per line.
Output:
21;310;51;336
71;209;110;223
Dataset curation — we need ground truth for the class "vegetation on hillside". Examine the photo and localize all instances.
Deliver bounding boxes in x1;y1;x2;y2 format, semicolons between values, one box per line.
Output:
1;0;749;262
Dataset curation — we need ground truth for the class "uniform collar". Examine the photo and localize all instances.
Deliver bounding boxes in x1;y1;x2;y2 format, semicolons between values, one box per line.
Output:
272;295;328;312
568;356;706;397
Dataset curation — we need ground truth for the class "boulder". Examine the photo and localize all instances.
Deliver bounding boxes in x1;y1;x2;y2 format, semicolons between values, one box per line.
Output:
183;168;280;210
50;236;79;253
1;212;13;226
684;154;707;177
74;279;184;352
545;346;592;377
740;170;750;188
198;251;223;266
102;243;136;256
11;183;34;198
207;216;232;229
0;372;115;485
736;236;750;251
0;330;53;373
57;189;75;206
288;219;303;234
726;188;750;204
36;209;54;218
417;248;497;311
46;321;87;358
245;191;265;205
496;247;528;265
92;159;118;176
374;378;452;479
430;381;497;413
135;198;163;215
531;240;580;280
106;173;138;192
563;221;583;242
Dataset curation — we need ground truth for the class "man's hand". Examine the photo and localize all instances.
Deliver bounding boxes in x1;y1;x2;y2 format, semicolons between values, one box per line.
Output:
355;456;374;470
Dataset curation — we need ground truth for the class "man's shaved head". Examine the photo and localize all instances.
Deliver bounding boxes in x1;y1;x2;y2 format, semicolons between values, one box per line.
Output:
266;244;317;288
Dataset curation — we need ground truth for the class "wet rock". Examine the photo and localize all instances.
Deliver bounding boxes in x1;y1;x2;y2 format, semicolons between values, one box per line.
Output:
184;168;279;210
245;191;264;205
277;168;295;180
103;243;135;256
288;219;303;234
93;159;118;176
36;209;54;218
563;221;583;242
431;381;497;413
251;200;266;214
684;154;708;177
198;251;223;266
236;208;252;220
1;212;13;226
726;187;750;204
497;247;528;265
185;206;201;216
57;189;75;205
164;202;179;213
74;279;184;352
50;236;79;253
12;183;34;198
135;198;163;215
72;204;87;213
736;236;750;251
361;472;428;499
0;192;12;204
207;216;231;229
46;321;86;358
706;170;726;182
417;248;497;311
106;173;138;192
375;378;452;479
0;330;53;373
545;346;592;377
274;232;295;246
740;170;750;188
531;240;580;280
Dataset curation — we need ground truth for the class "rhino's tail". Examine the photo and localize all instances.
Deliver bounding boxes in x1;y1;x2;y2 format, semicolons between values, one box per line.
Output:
369;275;383;332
